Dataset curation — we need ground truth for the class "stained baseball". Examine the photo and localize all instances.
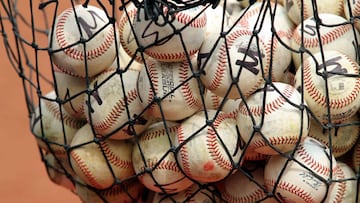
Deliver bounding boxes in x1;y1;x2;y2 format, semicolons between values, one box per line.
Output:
70;124;135;189
294;50;360;124
264;137;337;203
174;110;242;183
291;13;359;70
133;5;207;62
31;90;86;159
85;68;150;139
49;5;119;77
137;57;203;121
199;27;268;99
344;0;360;31
237;82;309;155
308;115;359;157
284;0;344;25
132;121;193;194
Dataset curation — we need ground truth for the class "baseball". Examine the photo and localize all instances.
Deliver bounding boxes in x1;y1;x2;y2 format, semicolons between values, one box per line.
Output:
218;164;277;203
264;137;337;203
54;66;87;120
198;27;269;99
344;0;360;31
291;13;359;70
352;138;360;173
85;68;150;140
284;0;344;25
203;89;242;118
49;5;119;77
152;184;221;202
132;5;207;62
308;114;359;157
108;42;143;72
137;57;203;121
75;178;144;203
70;124;135;189
237;82;309;155
294;50;360;124
325;161;357;203
132;121;193;194
31;90;86;159
174;110;242;183
236;1;295;82
118;2;149;63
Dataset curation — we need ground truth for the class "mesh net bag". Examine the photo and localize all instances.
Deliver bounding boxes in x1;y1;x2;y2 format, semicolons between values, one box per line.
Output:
1;0;360;202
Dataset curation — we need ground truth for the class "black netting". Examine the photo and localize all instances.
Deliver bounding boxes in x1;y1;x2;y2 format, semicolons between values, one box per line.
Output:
1;0;360;202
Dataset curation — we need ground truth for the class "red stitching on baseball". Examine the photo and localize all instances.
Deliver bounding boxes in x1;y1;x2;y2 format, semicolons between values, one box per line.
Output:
45;100;85;129
222;185;265;203
175;8;207;28
177;126;191;174
238;84;295;117
92;89;139;133
293;22;352;48
251;135;301;150
70;150;104;188
55;7;116;61
145;60;159;114
331;166;346;203
296;144;331;176
100;142;132;169
353;1;360;16
179;61;202;110
147;49;198;62
141;125;179;141
265;179;315;202
206;113;235;171
302;57;360;110
139;159;180;173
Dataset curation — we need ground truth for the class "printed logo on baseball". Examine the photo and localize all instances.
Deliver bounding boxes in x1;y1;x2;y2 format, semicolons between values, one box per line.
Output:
294;50;360;124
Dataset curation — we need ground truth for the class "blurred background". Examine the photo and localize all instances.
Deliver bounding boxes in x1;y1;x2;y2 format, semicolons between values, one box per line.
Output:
0;1;81;202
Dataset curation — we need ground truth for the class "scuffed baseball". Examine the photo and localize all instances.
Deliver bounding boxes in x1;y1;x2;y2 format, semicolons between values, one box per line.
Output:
132;121;193;194
237;82;309;155
137;57;203;121
70;124;135;189
133;5;207;62
344;0;360;31
85;68;150;139
49;5;119;77
284;0;344;25
31;90;86;159
291;13;359;70
199;27;269;99
308;115;359;157
264;137;337;203
294;50;360;124
174;110;242;183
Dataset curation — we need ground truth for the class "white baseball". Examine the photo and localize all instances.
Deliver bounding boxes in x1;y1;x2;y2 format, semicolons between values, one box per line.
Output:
294;50;360;124
284;0;344;25
31;90;86;159
198;27;269;99
152;184;221;202
133;5;207;62
308;115;359;157
70;124;134;189
291;13;359;70
54;66;87;120
75;178;144;203
49;5;119;77
132;121;193;194
174;110;242;183
118;2;149;63
264;137;337;203
237;82;309;155
203;89;242;118
236;1;295;82
137;57;203;121
325;162;357;203
85;68;151;140
344;0;360;31
108;42;143;72
218;164;277;203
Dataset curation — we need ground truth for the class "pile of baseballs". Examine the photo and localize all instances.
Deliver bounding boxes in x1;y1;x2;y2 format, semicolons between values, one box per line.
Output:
30;0;360;202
